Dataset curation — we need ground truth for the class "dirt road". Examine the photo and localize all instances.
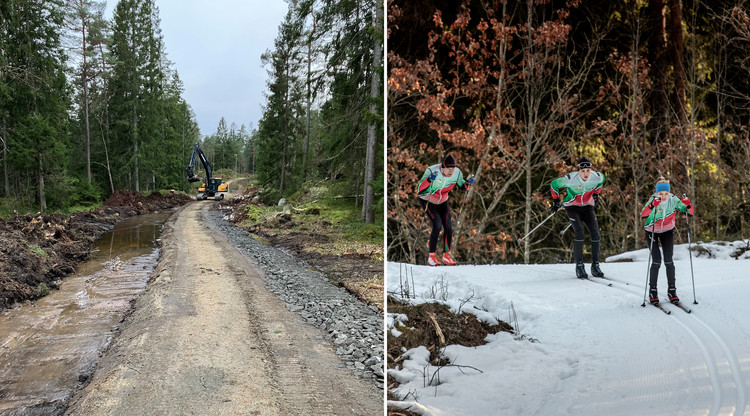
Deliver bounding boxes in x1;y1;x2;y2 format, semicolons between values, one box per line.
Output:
66;202;383;415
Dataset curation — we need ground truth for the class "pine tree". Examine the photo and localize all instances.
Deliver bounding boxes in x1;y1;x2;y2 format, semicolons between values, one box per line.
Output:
257;9;303;194
1;0;70;212
66;0;107;186
109;0;166;192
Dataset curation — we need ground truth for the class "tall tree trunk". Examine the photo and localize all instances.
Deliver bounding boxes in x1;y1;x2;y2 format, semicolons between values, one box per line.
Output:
81;7;92;185
523;0;535;265
280;60;289;194
361;2;382;224
630;29;643;249
668;0;692;204
669;0;687;127
38;153;46;213
2;135;8;197
99;42;114;194
133;100;139;192
303;9;316;180
646;0;669;143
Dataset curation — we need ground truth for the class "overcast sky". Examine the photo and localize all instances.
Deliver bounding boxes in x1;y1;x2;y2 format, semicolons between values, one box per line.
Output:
107;1;289;136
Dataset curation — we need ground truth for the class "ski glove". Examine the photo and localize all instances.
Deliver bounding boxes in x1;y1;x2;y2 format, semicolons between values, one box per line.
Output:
593;194;599;206
466;176;475;185
648;197;661;209
551;199;562;214
681;196;691;207
428;170;438;182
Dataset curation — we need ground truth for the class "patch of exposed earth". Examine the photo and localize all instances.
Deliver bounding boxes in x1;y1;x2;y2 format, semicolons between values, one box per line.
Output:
0;190;192;310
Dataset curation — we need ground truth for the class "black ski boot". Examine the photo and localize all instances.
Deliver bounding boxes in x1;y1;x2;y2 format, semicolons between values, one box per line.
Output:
591;262;604;278
649;287;659;306
668;286;680;304
575;263;588;279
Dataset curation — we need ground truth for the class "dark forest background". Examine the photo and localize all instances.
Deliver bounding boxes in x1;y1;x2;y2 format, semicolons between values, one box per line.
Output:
388;0;750;264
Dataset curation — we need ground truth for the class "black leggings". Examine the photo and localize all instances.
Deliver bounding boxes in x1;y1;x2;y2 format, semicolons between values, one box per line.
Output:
565;205;601;264
419;199;452;253
646;229;675;288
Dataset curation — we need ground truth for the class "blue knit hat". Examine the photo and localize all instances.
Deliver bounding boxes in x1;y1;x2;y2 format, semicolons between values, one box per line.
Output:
655;182;670;193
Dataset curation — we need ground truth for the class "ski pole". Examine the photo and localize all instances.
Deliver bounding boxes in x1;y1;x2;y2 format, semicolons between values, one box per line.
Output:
641;221;657;307
559;223;571;236
518;209;561;243
450;174;474;256
684;193;698;304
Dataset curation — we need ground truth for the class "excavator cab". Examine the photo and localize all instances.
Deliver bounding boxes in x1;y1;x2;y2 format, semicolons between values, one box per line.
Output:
187;142;228;200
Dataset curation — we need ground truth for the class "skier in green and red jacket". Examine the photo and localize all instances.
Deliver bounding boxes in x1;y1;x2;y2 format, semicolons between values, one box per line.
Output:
416;154;475;266
641;178;694;305
550;157;605;279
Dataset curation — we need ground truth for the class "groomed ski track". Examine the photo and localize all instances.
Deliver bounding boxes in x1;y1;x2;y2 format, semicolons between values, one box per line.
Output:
604;274;747;416
387;259;750;416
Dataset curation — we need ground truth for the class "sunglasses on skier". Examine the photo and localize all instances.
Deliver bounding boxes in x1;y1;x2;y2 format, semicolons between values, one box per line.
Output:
578;161;591;170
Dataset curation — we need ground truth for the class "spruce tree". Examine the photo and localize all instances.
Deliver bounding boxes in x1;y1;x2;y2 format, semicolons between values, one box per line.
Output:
2;0;70;211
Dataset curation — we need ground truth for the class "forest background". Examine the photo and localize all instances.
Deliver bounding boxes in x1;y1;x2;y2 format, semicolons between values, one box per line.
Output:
1;0;383;224
388;0;750;265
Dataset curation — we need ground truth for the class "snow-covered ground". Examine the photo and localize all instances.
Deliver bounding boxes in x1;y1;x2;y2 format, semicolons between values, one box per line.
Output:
387;240;750;416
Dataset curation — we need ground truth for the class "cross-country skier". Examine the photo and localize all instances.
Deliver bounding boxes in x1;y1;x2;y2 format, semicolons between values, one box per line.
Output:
640;178;694;305
550;157;605;279
417;154;475;266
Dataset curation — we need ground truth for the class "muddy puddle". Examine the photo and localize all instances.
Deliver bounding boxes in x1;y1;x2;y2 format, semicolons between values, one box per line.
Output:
0;211;173;415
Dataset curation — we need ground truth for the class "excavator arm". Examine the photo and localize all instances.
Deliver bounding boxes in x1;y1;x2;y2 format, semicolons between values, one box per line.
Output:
187;142;226;200
186;142;212;183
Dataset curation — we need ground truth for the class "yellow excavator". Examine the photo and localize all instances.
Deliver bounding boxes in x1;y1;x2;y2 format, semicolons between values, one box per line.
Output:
186;142;228;200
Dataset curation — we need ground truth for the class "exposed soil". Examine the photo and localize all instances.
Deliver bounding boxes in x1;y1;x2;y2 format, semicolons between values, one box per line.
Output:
67;202;382;415
0;190;192;310
386;297;514;414
221;189;384;310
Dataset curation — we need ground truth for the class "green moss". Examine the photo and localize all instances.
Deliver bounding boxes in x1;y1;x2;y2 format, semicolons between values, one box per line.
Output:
32;283;50;298
28;244;48;257
344;222;383;244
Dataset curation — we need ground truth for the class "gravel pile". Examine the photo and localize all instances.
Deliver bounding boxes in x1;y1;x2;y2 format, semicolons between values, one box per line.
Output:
205;211;384;389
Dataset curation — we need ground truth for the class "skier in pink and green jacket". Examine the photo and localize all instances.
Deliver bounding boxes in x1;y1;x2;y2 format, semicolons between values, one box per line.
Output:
641;177;694;306
416;154;475;266
550;157;605;279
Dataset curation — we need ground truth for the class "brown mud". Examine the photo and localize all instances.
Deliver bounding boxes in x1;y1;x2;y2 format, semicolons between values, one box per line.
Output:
222;189;384;310
0;190;192;310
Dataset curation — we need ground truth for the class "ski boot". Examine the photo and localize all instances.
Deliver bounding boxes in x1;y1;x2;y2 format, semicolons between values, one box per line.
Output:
591;262;604;278
575;263;588;279
428;252;442;266
649;287;659;306
441;252;457;266
668;286;680;304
